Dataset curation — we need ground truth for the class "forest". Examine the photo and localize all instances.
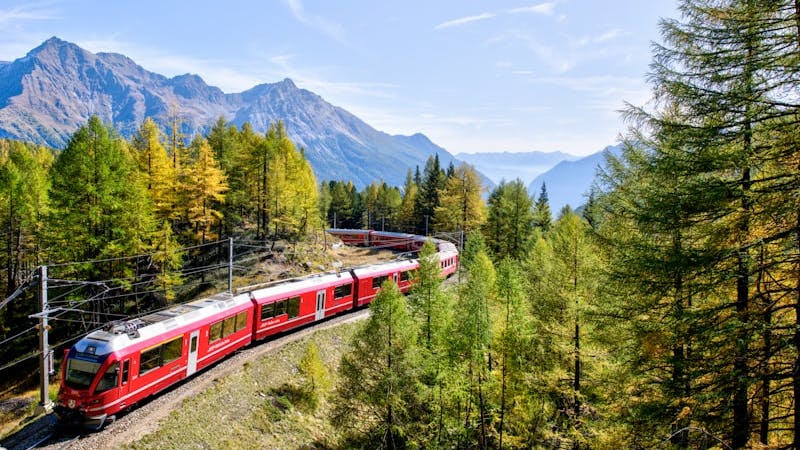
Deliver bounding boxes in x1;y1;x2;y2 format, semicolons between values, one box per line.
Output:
2;0;800;448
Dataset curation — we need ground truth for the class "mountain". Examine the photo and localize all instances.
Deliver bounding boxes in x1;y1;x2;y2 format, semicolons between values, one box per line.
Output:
0;37;467;188
456;150;578;186
528;144;623;212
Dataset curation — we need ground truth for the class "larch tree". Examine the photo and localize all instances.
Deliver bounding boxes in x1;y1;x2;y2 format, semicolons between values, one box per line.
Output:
334;281;422;448
48;116;155;278
434;163;486;235
484;179;535;260
0;140;51;296
183;136;227;245
131;118;175;221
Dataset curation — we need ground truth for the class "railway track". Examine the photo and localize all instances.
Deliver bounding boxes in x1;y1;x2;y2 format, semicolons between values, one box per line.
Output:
1;308;370;450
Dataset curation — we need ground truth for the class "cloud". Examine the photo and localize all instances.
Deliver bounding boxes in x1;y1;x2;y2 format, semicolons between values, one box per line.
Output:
435;2;558;31
577;28;625;46
434;13;496;30
507;3;556;15
284;0;346;43
0;3;58;26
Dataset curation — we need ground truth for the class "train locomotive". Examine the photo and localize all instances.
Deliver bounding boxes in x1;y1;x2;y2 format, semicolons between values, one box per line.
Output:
54;230;458;429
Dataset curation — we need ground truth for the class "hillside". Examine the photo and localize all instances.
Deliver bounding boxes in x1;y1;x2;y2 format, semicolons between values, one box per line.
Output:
528;144;623;212
0;37;466;188
456;150;577;186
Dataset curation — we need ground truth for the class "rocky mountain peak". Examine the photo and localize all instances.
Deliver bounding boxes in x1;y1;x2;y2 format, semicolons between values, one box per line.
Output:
0;37;473;188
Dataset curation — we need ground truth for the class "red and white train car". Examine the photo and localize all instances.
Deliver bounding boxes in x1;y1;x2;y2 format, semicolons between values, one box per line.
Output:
250;272;355;340
351;260;419;307
55;292;253;429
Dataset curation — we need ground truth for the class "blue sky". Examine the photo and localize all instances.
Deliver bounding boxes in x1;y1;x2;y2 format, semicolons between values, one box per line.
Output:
0;0;677;156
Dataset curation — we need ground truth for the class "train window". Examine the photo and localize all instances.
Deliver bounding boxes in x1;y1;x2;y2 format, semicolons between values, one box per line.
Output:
235;311;248;331
334;284;352;299
372;275;388;290
162;337;182;364
122;360;129;385
275;300;287;317
140;345;162;374
209;321;223;342
400;271;412;282
261;303;274;320
287;296;300;318
222;316;237;337
94;363;119;393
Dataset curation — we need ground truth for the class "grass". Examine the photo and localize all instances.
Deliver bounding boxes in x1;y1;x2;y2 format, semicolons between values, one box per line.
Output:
0;381;60;440
128;321;360;449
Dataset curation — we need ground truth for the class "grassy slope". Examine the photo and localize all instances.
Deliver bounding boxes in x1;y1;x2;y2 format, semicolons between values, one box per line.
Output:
128;321;360;449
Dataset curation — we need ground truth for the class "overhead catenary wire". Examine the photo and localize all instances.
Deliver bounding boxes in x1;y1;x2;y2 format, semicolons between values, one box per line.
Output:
46;238;227;268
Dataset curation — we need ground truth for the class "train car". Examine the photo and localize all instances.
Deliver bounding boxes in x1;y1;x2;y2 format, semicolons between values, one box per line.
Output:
436;241;460;278
328;228;371;247
351;260;419;307
250;272;355;341
54;292;252;429
369;231;419;252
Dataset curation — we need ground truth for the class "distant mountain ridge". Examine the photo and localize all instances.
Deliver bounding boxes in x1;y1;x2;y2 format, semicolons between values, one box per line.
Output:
528;144;623;212
456;150;578;186
0;37;468;188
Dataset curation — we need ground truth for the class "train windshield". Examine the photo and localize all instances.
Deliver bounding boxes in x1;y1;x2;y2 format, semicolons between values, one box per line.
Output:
64;357;102;390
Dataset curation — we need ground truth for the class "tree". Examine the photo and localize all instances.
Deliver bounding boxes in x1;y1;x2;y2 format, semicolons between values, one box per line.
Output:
415;155;446;235
264;123;318;237
183;136;227;244
298;341;330;408
48;116;155;276
334;281;422;448
397;170;418;233
484;179;535;260
434;163;486;234
0;141;51;296
533;182;552;232
131;118;175;221
453;246;495;446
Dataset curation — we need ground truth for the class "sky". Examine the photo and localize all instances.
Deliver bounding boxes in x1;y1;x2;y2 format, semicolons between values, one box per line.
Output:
0;0;678;157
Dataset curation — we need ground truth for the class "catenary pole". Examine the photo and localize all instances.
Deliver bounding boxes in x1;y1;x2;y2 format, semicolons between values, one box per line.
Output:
37;265;53;412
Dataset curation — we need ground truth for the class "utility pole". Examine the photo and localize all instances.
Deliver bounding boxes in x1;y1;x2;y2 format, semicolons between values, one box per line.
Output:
37;265;53;413
425;215;429;236
228;237;234;294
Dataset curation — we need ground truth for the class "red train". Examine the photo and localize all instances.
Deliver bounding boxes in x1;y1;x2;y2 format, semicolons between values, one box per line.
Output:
54;230;458;429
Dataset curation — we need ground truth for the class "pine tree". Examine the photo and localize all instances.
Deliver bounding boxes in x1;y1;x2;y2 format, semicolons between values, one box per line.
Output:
534;182;552;232
415;155;446;235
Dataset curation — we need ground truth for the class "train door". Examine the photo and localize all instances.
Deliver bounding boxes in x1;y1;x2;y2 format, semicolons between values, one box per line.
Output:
393;272;399;285
187;330;200;376
119;359;130;396
315;290;326;320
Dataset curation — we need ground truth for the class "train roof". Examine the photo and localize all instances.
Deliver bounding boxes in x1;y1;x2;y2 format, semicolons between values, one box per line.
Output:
327;228;370;235
351;259;419;276
71;292;252;355
250;271;353;302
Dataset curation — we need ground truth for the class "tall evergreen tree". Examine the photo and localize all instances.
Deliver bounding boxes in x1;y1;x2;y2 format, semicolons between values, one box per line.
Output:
48;116;155;277
534;182;552;232
484;179;535;260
